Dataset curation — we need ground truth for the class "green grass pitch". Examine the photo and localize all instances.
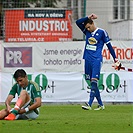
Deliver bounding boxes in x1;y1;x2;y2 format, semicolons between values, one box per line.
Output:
0;104;133;133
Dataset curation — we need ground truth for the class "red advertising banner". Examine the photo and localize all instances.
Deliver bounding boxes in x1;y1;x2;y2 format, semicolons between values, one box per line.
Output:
4;9;72;42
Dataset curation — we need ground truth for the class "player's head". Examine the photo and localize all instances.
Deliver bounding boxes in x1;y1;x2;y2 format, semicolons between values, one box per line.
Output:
84;19;96;32
13;69;28;88
13;69;27;79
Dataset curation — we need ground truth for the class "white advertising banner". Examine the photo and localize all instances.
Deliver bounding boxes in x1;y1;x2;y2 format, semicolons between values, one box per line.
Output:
0;41;2;71
34;41;84;72
1;41;133;73
102;41;133;72
0;72;133;103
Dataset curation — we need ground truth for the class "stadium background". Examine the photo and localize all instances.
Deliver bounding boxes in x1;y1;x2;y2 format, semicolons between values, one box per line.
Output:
0;0;133;103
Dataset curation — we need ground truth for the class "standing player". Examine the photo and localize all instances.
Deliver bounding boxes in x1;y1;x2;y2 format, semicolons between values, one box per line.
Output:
0;69;42;120
76;14;121;110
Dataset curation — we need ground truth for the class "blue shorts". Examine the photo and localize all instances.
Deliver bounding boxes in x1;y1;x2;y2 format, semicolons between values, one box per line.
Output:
84;59;102;80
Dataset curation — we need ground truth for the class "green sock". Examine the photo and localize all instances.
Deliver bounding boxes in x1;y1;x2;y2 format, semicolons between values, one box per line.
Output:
11;109;18;115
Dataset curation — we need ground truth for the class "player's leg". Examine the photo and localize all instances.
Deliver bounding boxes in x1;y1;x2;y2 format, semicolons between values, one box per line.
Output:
16;110;39;120
85;60;98;108
0;109;9;119
25;108;39;120
15;99;31;120
88;79;97;106
90;79;104;107
5;90;30;120
92;60;105;110
82;60;92;110
16;101;39;120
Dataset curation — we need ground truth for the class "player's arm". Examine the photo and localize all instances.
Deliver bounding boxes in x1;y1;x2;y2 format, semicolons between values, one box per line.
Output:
106;42;121;70
26;84;42;112
103;30;121;70
88;13;97;19
5;84;18;112
106;42;116;60
76;17;88;32
76;13;97;33
5;95;14;112
27;97;41;111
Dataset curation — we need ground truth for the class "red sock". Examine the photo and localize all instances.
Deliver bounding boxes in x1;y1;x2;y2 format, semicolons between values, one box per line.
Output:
14;98;23;110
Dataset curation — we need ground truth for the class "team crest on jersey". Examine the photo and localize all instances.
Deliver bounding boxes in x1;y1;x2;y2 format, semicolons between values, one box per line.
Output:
88;37;97;45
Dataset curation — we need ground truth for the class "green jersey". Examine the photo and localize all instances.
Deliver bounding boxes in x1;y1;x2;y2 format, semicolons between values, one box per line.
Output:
9;80;42;103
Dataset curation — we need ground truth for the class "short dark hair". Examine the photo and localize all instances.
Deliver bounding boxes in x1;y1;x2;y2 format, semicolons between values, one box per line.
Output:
84;18;93;26
13;69;27;79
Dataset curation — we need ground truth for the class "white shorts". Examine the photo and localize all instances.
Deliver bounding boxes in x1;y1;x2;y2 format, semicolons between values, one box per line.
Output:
15;100;39;120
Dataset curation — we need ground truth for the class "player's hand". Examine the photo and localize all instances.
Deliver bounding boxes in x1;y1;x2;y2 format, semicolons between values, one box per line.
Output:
112;58;121;70
88;13;97;19
18;109;26;114
6;105;12;113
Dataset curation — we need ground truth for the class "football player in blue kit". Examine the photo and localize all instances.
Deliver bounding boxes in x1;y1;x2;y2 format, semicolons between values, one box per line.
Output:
76;14;121;110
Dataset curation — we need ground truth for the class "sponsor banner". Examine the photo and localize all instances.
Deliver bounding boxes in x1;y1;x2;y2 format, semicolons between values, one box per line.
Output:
0;41;1;100
1;42;35;72
102;41;133;71
0;72;133;102
4;47;32;67
34;41;83;72
0;41;2;71
4;9;72;42
0;72;1;101
1;41;133;72
1;41;84;72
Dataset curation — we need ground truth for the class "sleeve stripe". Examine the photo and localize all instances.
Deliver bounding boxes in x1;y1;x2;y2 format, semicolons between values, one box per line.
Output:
30;81;40;91
106;41;111;44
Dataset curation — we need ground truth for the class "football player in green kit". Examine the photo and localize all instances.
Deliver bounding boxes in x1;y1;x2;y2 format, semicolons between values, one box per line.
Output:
0;69;42;120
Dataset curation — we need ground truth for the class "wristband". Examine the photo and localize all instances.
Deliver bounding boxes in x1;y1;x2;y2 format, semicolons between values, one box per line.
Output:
25;107;29;112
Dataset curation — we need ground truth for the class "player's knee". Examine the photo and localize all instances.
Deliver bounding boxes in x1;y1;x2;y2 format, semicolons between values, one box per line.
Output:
90;90;95;97
91;79;101;98
20;90;30;99
20;90;27;94
20;90;29;96
91;79;98;89
95;88;100;97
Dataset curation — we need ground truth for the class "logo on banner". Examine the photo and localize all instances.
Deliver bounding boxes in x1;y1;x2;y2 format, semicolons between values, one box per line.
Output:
5;9;72;42
4;47;32;67
82;73;127;93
